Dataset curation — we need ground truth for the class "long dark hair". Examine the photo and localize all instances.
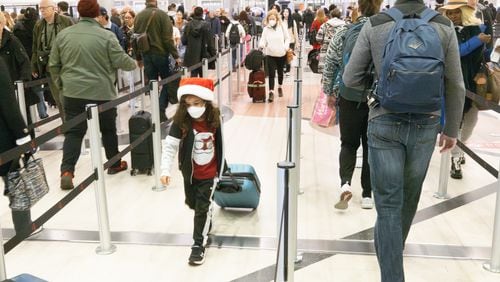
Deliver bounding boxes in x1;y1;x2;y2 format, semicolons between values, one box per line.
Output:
239;10;250;25
173;96;221;135
358;0;383;17
281;7;293;28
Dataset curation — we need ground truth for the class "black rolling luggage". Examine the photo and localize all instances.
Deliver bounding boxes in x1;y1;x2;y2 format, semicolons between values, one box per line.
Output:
129;111;153;176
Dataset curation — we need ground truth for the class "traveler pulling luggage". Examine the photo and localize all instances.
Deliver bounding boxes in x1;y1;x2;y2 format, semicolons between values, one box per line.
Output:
129;111;154;175
248;70;266;102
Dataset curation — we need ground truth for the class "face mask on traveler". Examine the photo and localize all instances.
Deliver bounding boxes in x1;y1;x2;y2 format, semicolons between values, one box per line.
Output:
188;106;206;119
269;20;276;27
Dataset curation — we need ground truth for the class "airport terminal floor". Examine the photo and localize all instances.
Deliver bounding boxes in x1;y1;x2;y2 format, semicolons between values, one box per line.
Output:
2;44;500;282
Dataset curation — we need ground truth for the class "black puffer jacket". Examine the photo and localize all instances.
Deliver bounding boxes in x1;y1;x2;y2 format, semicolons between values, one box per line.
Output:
0;58;29;176
456;26;483;113
0;29;37;106
0;29;31;82
181;16;216;67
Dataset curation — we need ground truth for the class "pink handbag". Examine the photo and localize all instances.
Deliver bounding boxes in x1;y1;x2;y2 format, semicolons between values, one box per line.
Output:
311;91;336;127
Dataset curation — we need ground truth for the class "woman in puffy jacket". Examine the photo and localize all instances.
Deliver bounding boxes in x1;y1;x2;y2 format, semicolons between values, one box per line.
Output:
0;58;34;239
258;11;289;102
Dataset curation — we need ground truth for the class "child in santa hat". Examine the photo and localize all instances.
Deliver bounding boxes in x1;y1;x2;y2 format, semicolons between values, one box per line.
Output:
160;77;224;265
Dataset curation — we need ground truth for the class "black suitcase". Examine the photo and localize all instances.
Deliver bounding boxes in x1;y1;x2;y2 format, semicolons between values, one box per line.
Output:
129;111;153;176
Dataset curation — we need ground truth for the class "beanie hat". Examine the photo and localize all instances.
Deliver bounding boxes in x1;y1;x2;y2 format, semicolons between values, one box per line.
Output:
78;0;100;18
177;77;214;101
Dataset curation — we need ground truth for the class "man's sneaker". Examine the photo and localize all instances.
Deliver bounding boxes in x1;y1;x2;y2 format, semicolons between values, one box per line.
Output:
361;197;374;209
188;245;206;265
334;183;352;210
450;157;462;179
107;161;128;175
60;171;74;190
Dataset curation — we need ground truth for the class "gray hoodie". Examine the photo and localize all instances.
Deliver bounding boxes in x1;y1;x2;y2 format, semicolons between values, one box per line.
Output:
342;0;465;138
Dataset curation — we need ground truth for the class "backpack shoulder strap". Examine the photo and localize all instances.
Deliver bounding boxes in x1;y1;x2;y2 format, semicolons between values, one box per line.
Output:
383;7;404;22
420;8;439;23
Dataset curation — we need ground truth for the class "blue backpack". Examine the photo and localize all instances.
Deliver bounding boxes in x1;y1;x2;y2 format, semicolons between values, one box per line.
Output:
375;8;445;113
335;21;374;102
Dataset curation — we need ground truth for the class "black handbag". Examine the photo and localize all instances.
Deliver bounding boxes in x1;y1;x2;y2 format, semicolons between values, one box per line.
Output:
5;155;50;211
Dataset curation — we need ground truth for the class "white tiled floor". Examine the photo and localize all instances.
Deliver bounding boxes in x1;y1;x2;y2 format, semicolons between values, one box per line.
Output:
2;51;500;281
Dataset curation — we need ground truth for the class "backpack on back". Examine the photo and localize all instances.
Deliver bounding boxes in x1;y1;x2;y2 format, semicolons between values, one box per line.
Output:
335;21;373;102
374;8;445;113
229;23;240;45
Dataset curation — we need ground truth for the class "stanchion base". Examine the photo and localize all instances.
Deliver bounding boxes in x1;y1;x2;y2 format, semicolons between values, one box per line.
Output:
152;185;167;192
433;192;450;200
483;262;500;273
96;244;117;255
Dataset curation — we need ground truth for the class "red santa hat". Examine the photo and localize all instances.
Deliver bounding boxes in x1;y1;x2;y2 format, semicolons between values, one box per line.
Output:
177;77;215;102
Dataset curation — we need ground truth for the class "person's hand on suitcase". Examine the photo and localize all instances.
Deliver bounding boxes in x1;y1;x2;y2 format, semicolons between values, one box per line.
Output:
160;176;171;186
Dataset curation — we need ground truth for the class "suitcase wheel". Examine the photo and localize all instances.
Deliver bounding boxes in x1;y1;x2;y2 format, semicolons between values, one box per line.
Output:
130;169;138;176
146;168;152;176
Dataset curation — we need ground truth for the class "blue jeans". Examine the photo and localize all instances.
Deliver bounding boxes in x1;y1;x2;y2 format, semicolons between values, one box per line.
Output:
35;90;47;118
367;113;439;282
143;54;170;118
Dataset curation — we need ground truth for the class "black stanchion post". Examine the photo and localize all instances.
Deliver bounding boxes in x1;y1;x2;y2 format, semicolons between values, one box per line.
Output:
275;161;296;282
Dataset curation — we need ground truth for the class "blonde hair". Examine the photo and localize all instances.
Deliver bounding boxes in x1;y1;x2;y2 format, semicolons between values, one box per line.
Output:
265;10;282;26
315;8;326;23
460;6;481;26
1;12;15;30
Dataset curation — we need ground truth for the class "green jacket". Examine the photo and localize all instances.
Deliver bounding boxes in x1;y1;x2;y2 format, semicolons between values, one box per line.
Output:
48;18;137;101
32;13;73;74
134;5;179;60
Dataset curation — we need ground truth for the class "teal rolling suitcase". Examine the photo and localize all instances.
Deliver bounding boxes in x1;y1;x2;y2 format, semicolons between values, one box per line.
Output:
214;164;261;209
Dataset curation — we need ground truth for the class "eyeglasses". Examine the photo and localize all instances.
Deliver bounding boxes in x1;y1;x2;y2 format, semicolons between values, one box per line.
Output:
124;16;133;19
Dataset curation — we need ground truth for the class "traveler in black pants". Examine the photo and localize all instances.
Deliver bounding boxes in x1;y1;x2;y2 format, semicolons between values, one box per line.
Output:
60;96;122;175
336;96;372;210
258;11;289;102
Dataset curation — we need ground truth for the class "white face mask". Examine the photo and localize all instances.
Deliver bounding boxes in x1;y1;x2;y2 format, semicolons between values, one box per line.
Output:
187;105;206;119
269;19;277;27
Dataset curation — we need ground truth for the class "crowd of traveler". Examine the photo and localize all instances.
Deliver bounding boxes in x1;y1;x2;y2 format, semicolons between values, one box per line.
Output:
0;0;499;278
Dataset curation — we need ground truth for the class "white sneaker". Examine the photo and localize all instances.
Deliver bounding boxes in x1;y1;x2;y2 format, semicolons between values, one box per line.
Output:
334;183;352;210
361;197;374;209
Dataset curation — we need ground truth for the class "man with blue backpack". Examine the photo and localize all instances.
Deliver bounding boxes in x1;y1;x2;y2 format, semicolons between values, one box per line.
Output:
342;0;465;281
